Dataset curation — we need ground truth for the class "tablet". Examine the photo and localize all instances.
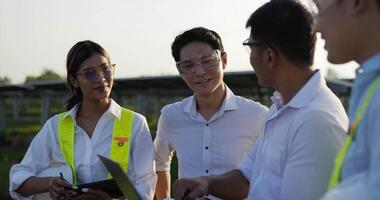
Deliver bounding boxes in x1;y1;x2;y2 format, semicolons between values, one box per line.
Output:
75;179;123;198
98;155;143;200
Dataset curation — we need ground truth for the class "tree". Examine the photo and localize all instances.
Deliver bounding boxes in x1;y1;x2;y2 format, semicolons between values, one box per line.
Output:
0;76;11;85
24;69;63;83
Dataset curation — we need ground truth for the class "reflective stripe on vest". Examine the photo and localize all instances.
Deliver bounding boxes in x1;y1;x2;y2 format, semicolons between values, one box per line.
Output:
58;113;76;183
58;107;134;183
109;107;133;178
328;77;380;190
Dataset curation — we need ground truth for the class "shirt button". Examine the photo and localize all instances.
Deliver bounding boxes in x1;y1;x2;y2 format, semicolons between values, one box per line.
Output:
205;170;209;173
206;123;209;126
205;146;209;150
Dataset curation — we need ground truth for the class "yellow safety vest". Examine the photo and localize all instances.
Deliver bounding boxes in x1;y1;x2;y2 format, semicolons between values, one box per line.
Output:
328;77;380;190
58;107;134;184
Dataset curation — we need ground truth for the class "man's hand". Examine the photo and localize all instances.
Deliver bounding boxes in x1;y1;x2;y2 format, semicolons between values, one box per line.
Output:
173;177;209;200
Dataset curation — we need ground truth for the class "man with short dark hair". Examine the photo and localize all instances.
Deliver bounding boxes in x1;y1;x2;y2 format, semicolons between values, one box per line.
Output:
312;0;380;199
154;27;267;200
173;1;348;200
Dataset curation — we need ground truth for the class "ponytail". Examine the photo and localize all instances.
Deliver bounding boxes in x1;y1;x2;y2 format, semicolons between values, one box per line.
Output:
65;88;82;110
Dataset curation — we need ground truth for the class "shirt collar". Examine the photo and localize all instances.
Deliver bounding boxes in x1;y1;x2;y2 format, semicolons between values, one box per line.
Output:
62;104;79;121
61;99;121;120
270;91;284;110
183;85;239;115
272;70;324;109
359;52;380;74
108;99;122;119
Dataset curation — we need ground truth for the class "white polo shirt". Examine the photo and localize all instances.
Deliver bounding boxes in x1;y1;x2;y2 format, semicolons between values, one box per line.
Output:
9;99;157;200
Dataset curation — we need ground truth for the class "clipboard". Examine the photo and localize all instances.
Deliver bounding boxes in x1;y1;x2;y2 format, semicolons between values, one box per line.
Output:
98;155;143;200
75;179;122;198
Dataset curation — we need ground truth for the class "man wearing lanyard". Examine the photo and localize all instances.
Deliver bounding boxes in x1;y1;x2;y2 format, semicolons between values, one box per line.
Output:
312;0;380;199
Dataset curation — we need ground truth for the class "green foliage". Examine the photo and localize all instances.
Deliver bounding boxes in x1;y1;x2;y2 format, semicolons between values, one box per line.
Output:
0;76;11;85
0;149;26;200
24;69;63;83
3;124;41;138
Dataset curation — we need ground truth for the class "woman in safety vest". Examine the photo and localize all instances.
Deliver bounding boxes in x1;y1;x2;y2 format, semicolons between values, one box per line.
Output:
9;40;157;200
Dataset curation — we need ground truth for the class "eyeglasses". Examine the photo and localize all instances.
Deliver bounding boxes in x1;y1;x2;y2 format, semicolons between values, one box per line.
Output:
75;64;115;81
308;0;338;19
242;39;266;55
176;50;221;75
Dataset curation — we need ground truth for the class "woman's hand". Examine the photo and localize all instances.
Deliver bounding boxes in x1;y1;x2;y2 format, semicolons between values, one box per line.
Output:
48;176;74;200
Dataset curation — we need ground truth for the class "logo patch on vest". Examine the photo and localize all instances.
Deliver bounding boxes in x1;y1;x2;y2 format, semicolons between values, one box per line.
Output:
114;137;129;147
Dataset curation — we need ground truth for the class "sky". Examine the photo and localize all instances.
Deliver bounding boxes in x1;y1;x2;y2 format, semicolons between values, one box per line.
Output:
0;0;357;84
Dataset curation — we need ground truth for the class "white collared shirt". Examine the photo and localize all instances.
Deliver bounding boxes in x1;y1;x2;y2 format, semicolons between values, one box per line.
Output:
154;86;267;199
238;71;349;200
9;99;157;200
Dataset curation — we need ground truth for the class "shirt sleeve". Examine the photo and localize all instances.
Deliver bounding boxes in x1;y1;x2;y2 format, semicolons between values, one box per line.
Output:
352;93;380;199
153;108;174;172
9;117;56;200
237;135;261;182
237;105;267;183
280;110;346;200
129;114;157;200
251;109;267;145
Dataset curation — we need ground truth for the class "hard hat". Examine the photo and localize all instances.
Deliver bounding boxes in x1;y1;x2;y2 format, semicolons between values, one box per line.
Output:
32;162;72;200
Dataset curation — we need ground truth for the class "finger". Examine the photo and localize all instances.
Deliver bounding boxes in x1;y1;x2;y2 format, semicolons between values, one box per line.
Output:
58;179;74;188
70;193;91;200
50;177;77;199
49;191;58;200
86;188;112;199
57;186;71;199
185;189;205;200
173;180;190;200
56;179;77;198
70;188;93;200
70;190;108;200
49;178;61;200
70;194;91;200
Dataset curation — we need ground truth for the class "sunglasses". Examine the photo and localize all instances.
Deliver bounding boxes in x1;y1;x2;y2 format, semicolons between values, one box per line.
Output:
75;64;115;81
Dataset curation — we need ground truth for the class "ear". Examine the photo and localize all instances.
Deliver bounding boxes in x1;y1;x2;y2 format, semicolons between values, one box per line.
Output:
263;48;277;70
347;0;368;15
69;75;79;88
221;52;228;70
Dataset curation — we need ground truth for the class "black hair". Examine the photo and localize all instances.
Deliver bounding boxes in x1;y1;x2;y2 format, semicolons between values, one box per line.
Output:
246;0;316;67
171;27;225;62
65;40;112;110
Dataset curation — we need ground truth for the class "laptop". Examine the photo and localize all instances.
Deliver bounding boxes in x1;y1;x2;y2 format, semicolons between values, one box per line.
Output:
98;155;143;200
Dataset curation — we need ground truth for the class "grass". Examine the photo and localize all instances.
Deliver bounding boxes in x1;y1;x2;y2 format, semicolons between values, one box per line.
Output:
0;149;26;200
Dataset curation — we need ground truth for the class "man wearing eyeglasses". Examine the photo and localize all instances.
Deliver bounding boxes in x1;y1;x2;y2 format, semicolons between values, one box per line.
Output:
153;27;268;200
311;0;380;199
173;1;348;200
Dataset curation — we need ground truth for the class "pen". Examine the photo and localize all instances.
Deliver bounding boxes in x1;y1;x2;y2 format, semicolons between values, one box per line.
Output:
59;172;81;194
60;172;65;181
60;172;71;198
